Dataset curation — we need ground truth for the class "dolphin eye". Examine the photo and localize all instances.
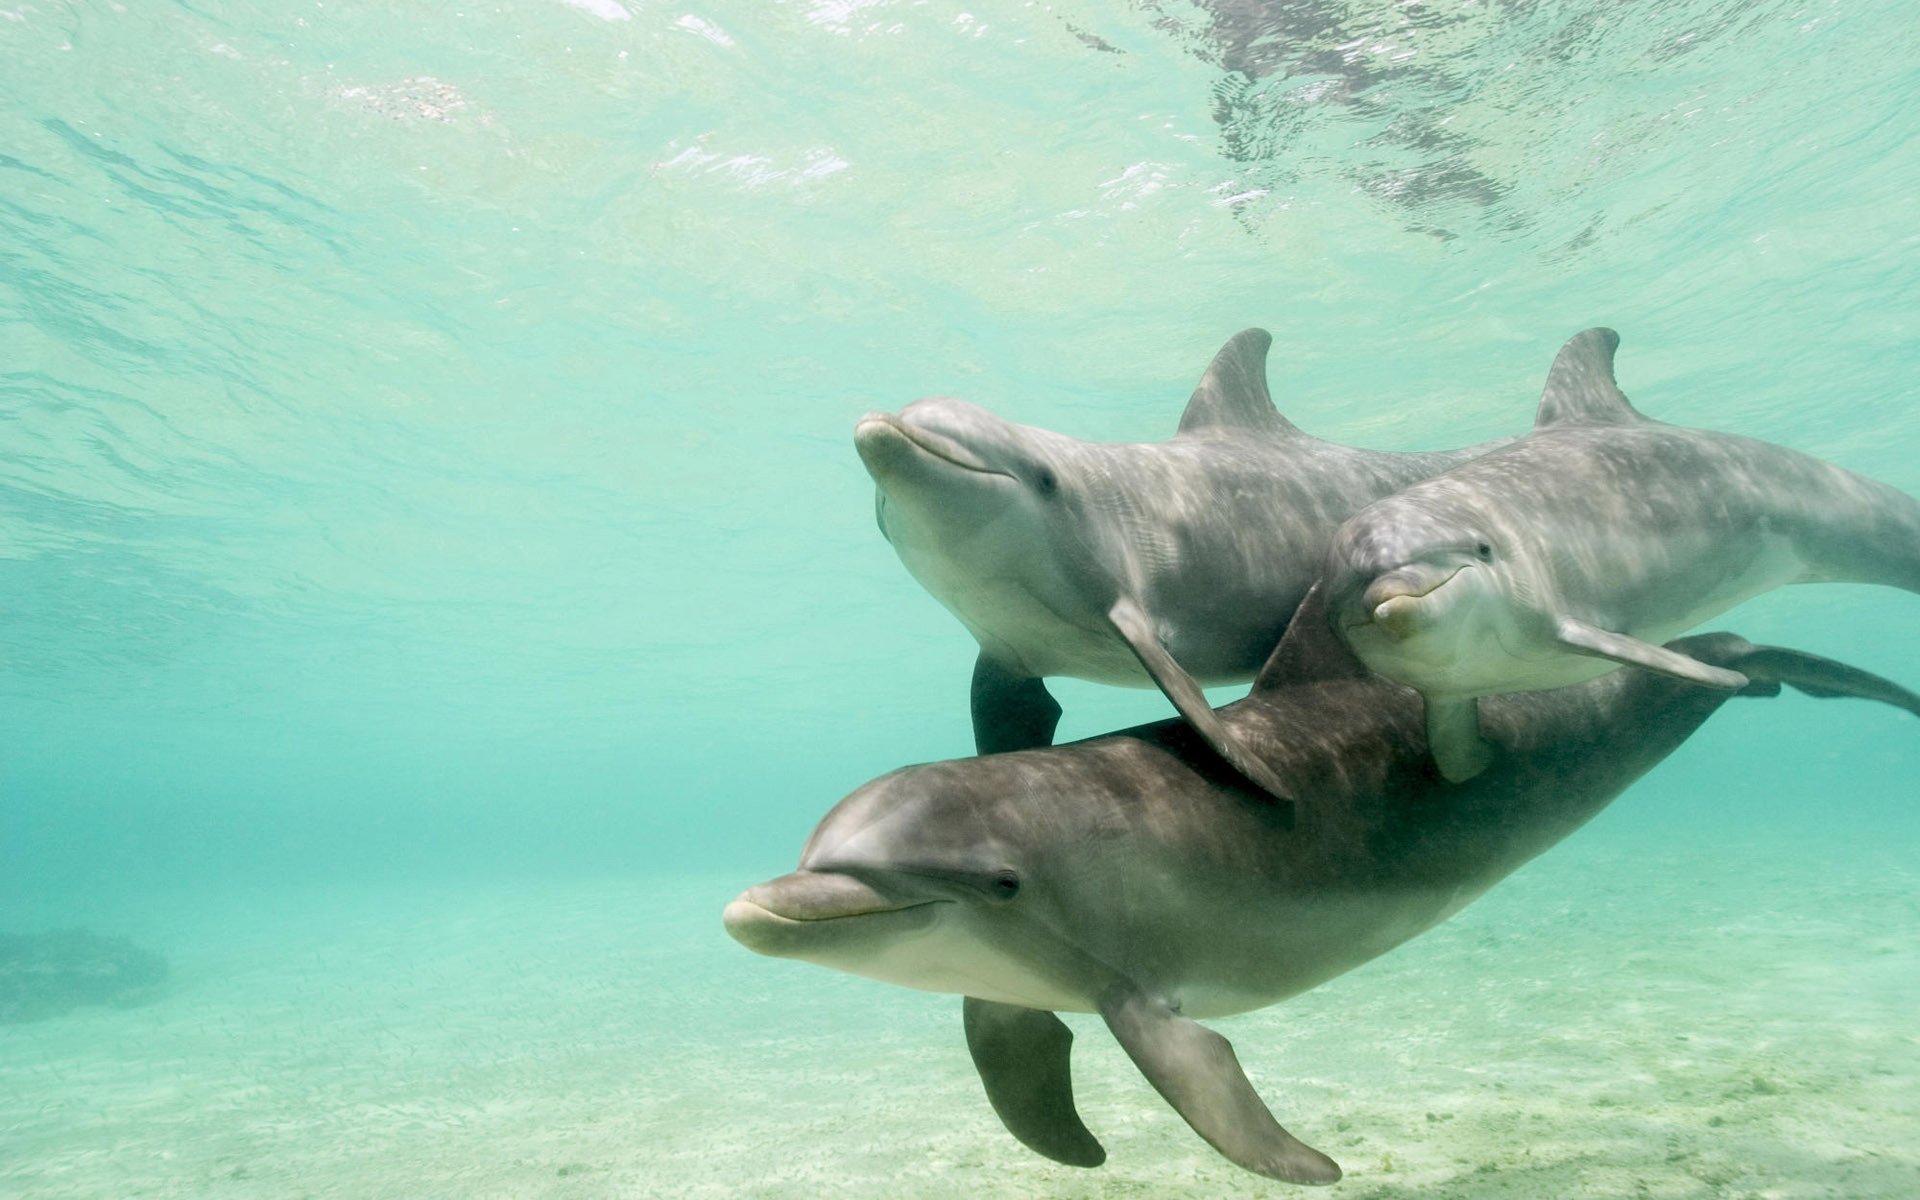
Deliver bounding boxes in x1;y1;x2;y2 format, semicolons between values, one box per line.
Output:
1034;468;1057;495
990;870;1021;899
1475;541;1493;562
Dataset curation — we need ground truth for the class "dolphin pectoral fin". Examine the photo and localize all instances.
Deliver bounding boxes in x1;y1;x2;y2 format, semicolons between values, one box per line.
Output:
1098;984;1341;1185
1426;696;1495;782
970;655;1063;754
962;997;1106;1168
1107;599;1297;804
1554;617;1749;690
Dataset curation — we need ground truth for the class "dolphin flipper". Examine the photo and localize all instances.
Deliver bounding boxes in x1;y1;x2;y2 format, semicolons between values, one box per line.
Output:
1107;599;1297;804
1426;696;1495;782
1554;617;1750;690
1099;983;1340;1185
962;997;1106;1168
971;656;1063;754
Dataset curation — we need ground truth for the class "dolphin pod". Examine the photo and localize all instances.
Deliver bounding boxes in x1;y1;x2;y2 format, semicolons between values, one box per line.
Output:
855;329;1509;801
728;329;1919;1184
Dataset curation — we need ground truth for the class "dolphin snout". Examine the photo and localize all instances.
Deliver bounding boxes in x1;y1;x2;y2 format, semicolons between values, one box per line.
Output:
1355;567;1460;641
1361;571;1436;610
724;870;942;960
853;412;902;445
855;404;1006;478
733;870;898;923
854;413;915;477
1369;594;1421;641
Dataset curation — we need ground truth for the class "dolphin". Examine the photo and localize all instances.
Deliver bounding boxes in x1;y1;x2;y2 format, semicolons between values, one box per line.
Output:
1324;327;1920;782
723;586;1920;1184
854;328;1508;799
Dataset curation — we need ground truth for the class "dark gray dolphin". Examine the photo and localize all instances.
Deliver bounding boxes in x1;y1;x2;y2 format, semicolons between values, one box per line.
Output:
723;587;1920;1184
854;329;1507;799
1324;327;1920;782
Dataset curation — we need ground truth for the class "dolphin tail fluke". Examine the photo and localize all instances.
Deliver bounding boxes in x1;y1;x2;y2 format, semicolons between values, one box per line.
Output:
1107;599;1298;804
962;997;1106;1168
1099;982;1341;1185
1729;645;1920;719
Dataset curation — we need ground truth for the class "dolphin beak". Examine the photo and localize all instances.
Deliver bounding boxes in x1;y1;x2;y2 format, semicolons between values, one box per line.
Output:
1369;594;1420;641
1356;567;1461;641
854;411;1000;478
734;870;900;922
723;870;939;958
854;414;914;477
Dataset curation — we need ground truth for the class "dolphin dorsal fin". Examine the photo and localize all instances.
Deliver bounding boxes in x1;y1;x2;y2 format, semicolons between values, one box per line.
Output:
1177;329;1301;437
1533;327;1644;427
1253;583;1369;692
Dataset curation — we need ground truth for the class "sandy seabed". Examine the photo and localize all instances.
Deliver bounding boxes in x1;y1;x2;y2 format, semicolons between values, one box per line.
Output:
3;832;1916;1200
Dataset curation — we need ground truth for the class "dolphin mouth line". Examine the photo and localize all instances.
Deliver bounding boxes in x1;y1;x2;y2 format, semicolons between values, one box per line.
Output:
856;413;1009;478
734;896;944;925
1360;564;1465;610
1349;565;1468;640
1376;565;1463;601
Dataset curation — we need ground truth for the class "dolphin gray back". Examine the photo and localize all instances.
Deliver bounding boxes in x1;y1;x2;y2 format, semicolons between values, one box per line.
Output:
1530;327;1920;594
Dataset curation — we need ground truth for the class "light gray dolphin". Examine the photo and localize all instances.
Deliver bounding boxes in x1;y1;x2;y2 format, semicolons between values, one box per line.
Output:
855;328;1507;799
724;586;1920;1184
1324;327;1920;782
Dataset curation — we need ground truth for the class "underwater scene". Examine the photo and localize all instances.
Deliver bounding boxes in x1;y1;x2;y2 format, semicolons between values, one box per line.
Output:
2;1;1916;1196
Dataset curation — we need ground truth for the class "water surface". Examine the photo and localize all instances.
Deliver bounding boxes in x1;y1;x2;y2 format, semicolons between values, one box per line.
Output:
2;2;1915;1195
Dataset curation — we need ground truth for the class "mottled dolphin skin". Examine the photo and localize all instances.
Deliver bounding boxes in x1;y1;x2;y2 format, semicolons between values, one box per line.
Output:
854;329;1506;799
1325;327;1920;782
723;587;1920;1184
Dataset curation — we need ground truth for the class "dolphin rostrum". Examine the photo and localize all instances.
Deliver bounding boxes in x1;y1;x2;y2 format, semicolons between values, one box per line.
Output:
724;585;1920;1184
1324;327;1920;782
855;329;1507;799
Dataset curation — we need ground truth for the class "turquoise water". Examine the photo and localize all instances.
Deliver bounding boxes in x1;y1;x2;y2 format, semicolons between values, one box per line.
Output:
2;2;1916;1196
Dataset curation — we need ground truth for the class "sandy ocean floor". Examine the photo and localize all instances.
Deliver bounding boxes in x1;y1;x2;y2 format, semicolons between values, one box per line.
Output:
3;830;1916;1200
